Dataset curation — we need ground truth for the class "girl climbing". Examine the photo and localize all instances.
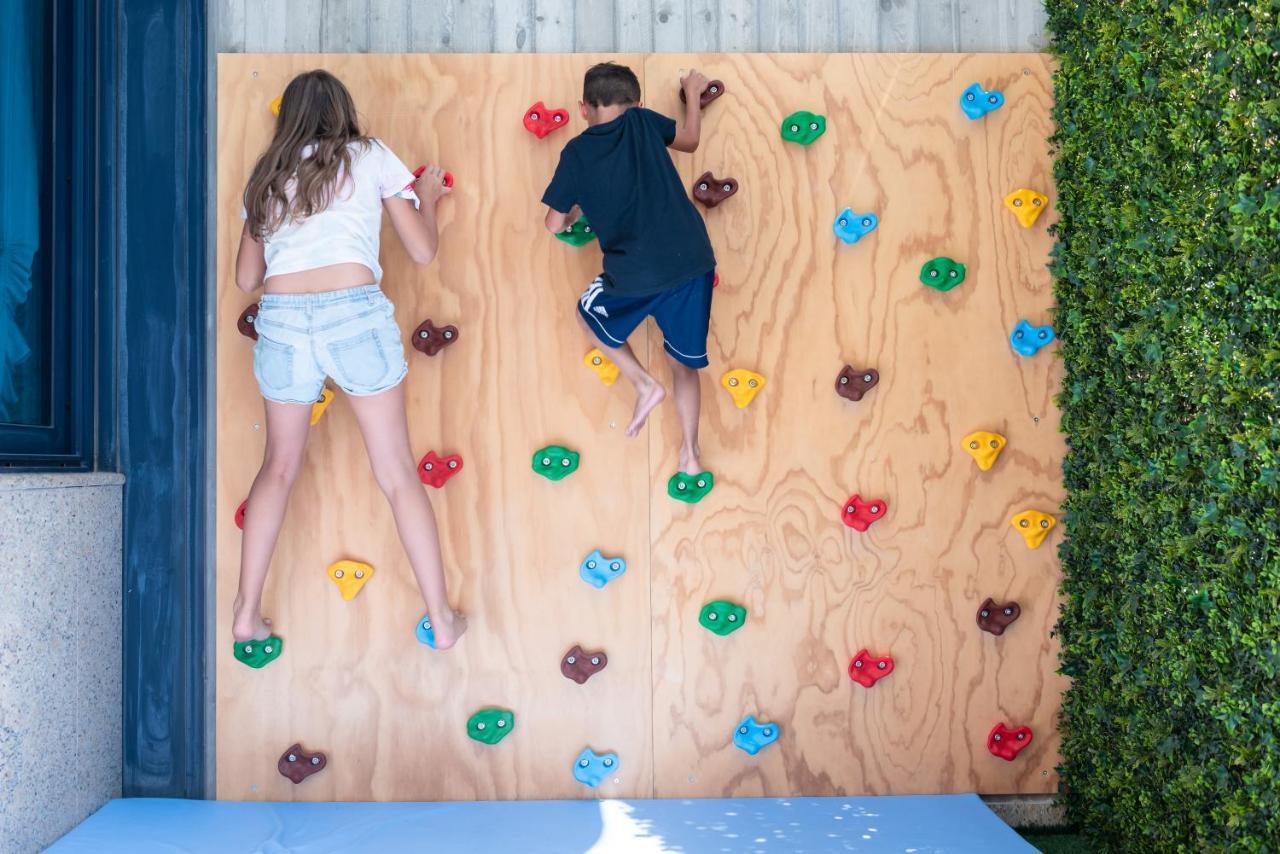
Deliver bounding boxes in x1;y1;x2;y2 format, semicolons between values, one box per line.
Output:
232;69;466;652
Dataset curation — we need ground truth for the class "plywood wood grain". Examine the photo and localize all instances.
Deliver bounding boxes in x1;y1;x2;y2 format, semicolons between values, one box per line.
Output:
644;53;1067;797
216;54;653;802
216;52;1065;801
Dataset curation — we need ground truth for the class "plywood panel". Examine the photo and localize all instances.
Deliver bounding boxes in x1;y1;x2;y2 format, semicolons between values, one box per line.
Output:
215;53;654;801
643;53;1067;796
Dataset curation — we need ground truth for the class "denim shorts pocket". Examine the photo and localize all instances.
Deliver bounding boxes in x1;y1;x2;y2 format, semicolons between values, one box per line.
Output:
328;328;390;390
254;335;294;393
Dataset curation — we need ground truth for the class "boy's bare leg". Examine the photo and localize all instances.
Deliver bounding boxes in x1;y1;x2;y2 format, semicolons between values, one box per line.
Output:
345;382;467;650
578;313;665;436
233;399;313;642
667;355;703;474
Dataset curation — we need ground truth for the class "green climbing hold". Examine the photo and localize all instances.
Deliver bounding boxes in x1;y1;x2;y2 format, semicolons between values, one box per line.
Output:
466;708;515;745
919;257;967;291
233;635;283;669
532;445;580;481
668;471;714;504
699;600;746;636
554;217;596;247
780;110;826;145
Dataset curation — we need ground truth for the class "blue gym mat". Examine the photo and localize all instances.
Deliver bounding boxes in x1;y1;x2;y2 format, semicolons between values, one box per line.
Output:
48;794;1035;853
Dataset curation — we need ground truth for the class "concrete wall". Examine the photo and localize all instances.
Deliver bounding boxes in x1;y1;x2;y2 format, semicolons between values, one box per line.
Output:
0;474;123;854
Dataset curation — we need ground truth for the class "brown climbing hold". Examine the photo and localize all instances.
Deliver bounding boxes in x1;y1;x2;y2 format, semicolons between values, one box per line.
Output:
692;171;738;208
238;304;259;340
679;79;725;109
278;743;327;784
560;644;608;685
412;319;459;356
976;598;1021;635
836;366;879;402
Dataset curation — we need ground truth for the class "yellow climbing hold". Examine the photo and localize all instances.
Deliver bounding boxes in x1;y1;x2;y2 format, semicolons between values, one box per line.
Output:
583;348;619;386
721;369;766;409
1004;188;1049;228
1010;510;1056;549
269;95;282;116
962;430;1007;471
310;388;334;426
327;560;374;600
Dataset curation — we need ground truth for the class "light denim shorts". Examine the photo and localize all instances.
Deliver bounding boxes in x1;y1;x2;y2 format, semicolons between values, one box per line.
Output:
252;285;408;404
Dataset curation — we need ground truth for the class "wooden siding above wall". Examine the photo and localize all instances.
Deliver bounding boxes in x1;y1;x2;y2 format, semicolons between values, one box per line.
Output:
215;0;1047;54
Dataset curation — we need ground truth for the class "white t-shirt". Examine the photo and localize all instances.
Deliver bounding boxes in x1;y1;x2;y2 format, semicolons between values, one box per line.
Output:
243;138;419;283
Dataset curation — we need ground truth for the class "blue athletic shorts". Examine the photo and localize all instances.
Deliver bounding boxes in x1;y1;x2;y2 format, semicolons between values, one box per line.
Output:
577;270;714;369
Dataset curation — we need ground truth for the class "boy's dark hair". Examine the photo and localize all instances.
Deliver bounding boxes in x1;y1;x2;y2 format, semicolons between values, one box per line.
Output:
583;62;641;107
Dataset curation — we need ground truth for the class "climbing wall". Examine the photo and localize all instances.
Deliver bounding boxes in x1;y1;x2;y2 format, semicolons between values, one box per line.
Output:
215;52;1065;801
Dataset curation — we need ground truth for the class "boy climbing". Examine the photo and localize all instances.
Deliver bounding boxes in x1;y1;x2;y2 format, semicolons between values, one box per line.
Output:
542;62;716;477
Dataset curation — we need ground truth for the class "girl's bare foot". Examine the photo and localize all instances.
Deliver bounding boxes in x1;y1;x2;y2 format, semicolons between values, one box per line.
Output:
627;379;666;437
431;610;468;650
232;596;274;643
678;445;703;476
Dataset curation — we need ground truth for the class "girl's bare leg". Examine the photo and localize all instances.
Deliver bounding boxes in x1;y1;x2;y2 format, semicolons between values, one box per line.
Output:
233;399;313;642
345;382;467;649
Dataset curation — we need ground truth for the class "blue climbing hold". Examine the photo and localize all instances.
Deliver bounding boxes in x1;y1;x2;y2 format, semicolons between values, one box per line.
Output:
414;614;436;649
833;208;878;244
960;83;1004;120
572;748;618;788
579;549;627;589
1009;319;1055;357
733;715;780;756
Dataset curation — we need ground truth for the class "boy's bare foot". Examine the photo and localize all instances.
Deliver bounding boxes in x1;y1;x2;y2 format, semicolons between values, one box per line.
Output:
678;445;703;476
627;379;667;437
232;598;274;642
431;610;469;650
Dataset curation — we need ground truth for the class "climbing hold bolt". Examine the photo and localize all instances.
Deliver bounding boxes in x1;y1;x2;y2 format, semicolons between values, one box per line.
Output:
720;369;766;409
960;82;1004;120
733;715;780;756
467;708;515;745
561;645;608;684
278;743;326;783
987;723;1033;761
327;559;375;601
692;171;739;208
417;450;464;488
234;635;283;669
919;257;967;291
523;101;570;138
580;549;627;589
780;110;826;145
584;348;620;386
679;79;725;109
1004;188;1049;228
554;217;597;247
961;430;1007;471
699;600;747;636
976;598;1021;636
836;366;879;402
572;748;618;788
848;649;895;688
1009;320;1055;357
411;319;460;357
1010;510;1055;549
238;303;260;340
668;471;714;504
310;388;334;426
532;445;580;481
833;208;878;244
841;494;887;532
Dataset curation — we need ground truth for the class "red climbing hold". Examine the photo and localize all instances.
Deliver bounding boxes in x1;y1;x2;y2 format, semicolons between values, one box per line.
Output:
987;723;1033;761
712;272;720;289
237;303;259;340
841;494;887;532
235;499;247;531
407;165;453;190
412;319;459;356
417;450;463;488
848;649;894;687
524;101;570;138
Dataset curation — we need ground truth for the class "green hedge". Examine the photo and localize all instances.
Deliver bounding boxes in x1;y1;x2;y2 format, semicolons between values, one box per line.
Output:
1047;1;1280;850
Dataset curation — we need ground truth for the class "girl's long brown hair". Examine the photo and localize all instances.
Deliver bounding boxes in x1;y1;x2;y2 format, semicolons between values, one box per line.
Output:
243;70;371;238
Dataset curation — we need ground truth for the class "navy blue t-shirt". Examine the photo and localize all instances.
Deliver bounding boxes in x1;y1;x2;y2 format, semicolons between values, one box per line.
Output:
541;107;716;296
